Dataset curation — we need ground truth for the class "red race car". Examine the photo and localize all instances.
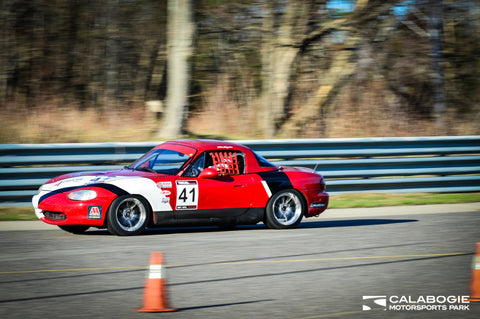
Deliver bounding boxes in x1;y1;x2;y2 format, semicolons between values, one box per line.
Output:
32;140;329;235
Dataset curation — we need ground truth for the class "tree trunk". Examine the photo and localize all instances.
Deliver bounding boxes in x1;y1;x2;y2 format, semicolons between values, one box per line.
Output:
0;0;10;106
427;0;447;134
260;38;298;138
157;0;194;139
259;1;304;138
104;0;120;110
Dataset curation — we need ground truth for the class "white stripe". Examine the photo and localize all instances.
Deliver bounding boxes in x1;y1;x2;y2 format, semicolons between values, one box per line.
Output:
261;181;272;198
474;257;480;270
108;177;173;212
148;264;164;279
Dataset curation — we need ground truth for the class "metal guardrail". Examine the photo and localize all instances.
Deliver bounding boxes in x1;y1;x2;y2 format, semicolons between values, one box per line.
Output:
1;136;479;206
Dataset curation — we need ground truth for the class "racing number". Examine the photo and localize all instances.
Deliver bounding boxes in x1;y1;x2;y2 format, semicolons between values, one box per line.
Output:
179;187;195;203
176;180;198;210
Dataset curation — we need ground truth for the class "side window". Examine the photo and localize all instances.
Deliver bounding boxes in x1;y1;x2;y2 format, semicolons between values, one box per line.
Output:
208;151;245;175
183;152;206;177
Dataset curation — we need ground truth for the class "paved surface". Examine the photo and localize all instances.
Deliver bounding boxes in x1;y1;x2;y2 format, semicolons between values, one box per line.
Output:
0;203;479;319
1;203;478;231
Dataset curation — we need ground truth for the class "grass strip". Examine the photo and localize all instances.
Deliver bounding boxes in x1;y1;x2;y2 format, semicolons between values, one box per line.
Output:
0;207;38;221
329;192;480;209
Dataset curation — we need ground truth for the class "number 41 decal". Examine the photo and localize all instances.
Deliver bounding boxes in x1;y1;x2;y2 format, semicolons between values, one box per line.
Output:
176;180;198;210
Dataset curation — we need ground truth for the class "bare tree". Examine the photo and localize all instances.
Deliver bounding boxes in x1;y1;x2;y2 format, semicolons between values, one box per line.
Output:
262;0;399;137
260;1;306;138
157;0;194;139
426;0;447;134
396;0;447;133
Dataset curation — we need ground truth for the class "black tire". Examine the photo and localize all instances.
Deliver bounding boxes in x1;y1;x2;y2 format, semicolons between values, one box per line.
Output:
265;189;305;229
107;195;150;236
58;225;90;234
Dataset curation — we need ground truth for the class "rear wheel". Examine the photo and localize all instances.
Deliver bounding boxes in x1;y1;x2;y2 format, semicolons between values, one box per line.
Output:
107;195;150;236
265;189;305;229
58;225;90;234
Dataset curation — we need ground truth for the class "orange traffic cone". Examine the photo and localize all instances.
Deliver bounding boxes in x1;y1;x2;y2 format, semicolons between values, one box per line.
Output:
469;243;480;302
137;252;178;312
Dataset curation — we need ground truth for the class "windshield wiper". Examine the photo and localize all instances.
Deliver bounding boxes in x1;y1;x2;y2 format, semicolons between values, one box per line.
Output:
133;167;157;173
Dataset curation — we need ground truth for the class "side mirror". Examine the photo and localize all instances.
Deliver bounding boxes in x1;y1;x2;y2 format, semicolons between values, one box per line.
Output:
199;167;218;179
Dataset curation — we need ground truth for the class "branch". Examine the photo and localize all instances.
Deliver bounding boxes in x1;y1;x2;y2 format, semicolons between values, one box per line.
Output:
298;1;401;52
297;18;349;52
400;20;429;38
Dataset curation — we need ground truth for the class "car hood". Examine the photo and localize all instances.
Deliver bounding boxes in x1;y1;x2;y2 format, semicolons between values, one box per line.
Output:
41;169;171;192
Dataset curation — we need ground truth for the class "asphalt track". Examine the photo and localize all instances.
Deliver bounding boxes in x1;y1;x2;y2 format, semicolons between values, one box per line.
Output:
0;203;479;319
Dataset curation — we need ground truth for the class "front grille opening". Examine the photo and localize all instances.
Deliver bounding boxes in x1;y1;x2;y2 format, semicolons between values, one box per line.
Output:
43;211;67;221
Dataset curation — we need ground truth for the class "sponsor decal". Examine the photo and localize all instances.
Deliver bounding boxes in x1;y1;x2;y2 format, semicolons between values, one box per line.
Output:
362;295;470;312
176;205;198;210
157;181;172;189
88;205;102;219
176;180;198;210
177;180;197;185
50;176;115;189
162;190;171;196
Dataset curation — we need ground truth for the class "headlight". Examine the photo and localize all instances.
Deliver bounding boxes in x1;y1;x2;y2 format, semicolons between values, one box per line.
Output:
67;190;97;201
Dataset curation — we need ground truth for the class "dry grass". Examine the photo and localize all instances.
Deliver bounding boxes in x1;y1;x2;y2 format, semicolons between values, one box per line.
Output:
186;79;480;139
0;104;159;144
0;94;479;144
186;76;261;139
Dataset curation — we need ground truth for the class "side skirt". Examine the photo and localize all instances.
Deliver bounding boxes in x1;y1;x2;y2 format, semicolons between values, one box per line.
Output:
152;207;264;227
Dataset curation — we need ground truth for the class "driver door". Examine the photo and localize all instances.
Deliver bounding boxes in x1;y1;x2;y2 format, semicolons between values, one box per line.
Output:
174;151;254;219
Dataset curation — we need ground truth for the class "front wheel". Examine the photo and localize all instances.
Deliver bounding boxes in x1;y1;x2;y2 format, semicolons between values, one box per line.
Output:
107;195;150;236
265;189;305;229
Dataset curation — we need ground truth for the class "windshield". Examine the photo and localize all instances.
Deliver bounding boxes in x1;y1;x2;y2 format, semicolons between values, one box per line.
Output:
128;147;194;175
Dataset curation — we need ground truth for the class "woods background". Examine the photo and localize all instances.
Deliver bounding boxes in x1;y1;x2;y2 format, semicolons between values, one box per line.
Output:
1;0;479;143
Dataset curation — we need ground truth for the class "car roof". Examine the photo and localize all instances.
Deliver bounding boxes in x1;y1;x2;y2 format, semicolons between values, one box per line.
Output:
157;139;277;174
162;139;251;152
